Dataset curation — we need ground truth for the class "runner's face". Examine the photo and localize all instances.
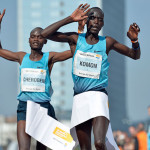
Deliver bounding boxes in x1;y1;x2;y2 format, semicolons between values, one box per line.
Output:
87;10;104;34
29;29;46;51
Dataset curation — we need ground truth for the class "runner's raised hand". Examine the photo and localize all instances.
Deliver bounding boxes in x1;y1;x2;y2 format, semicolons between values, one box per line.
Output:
0;9;6;24
0;9;6;31
70;4;90;22
127;23;140;41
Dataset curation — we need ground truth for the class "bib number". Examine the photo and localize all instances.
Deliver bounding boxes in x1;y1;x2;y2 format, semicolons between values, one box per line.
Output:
21;68;46;92
73;50;102;79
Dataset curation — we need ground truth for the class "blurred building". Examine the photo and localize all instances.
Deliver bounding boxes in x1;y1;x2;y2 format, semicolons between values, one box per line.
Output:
102;0;128;131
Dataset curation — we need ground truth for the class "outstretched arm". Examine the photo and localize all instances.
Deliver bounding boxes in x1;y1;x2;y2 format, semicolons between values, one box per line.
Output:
0;9;26;64
0;9;5;49
106;23;140;60
41;4;90;43
48;50;73;74
49;50;72;64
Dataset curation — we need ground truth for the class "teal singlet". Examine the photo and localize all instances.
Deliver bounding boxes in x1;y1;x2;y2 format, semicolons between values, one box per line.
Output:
17;52;53;102
72;33;109;95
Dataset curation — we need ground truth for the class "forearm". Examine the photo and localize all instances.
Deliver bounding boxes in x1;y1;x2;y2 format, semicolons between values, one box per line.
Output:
41;16;74;38
0;9;5;49
0;41;2;49
119;45;141;60
0;16;2;48
52;50;73;63
130;42;141;60
0;48;25;63
121;43;141;60
0;25;2;49
0;49;17;61
111;41;141;60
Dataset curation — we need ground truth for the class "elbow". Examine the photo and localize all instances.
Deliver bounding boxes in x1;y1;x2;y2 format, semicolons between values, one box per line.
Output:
41;30;53;39
0;48;2;53
41;28;54;38
134;57;140;60
131;50;141;60
132;54;140;60
41;30;47;38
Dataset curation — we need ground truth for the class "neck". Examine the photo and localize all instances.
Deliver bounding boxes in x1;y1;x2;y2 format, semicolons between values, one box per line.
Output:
86;32;99;40
30;49;43;60
85;32;99;45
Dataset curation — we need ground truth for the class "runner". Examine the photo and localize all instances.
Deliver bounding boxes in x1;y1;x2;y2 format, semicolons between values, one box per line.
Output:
41;4;141;150
0;9;73;150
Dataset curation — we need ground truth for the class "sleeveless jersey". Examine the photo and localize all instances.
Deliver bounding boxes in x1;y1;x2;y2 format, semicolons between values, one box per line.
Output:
72;33;109;94
17;52;53;102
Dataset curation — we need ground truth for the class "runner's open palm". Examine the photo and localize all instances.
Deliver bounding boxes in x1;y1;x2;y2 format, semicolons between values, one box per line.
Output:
0;9;5;24
127;23;140;41
71;4;90;22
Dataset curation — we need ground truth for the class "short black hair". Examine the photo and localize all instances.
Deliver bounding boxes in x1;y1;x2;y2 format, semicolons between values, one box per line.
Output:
87;7;104;17
30;27;43;34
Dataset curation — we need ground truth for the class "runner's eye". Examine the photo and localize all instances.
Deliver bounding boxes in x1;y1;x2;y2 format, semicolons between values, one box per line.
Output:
98;18;103;21
31;36;35;38
89;16;95;20
38;36;43;39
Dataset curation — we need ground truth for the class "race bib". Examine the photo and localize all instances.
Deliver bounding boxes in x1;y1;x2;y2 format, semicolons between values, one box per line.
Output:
21;68;46;92
73;50;102;79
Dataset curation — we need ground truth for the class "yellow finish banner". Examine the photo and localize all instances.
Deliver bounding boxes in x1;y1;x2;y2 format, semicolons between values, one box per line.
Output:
53;127;73;143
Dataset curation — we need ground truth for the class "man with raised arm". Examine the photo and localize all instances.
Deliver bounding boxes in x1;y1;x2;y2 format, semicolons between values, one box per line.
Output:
41;4;140;150
0;9;73;150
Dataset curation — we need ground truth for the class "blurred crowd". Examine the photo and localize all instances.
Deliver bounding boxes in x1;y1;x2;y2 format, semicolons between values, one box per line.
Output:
113;106;150;150
114;123;147;150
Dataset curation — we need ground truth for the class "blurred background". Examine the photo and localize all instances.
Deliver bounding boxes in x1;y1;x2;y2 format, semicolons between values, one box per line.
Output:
0;0;149;149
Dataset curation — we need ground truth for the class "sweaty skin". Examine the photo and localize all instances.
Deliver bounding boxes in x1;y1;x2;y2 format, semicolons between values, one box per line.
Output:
41;4;141;150
0;10;72;150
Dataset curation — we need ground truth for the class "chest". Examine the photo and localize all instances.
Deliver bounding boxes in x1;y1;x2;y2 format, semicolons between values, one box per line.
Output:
21;60;46;70
77;41;105;56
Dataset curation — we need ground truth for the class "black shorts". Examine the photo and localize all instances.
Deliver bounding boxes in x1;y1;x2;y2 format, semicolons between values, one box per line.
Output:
74;88;108;96
17;101;56;122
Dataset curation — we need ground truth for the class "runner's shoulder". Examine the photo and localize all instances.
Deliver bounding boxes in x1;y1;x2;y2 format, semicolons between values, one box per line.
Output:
68;32;79;43
17;51;27;57
17;52;27;64
106;36;116;45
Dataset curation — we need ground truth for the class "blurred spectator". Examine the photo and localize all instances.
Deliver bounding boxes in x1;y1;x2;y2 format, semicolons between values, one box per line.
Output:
123;141;134;150
118;146;123;150
128;126;139;150
136;123;147;150
114;130;129;149
146;105;150;132
114;122;149;150
115;130;125;148
147;106;150;150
